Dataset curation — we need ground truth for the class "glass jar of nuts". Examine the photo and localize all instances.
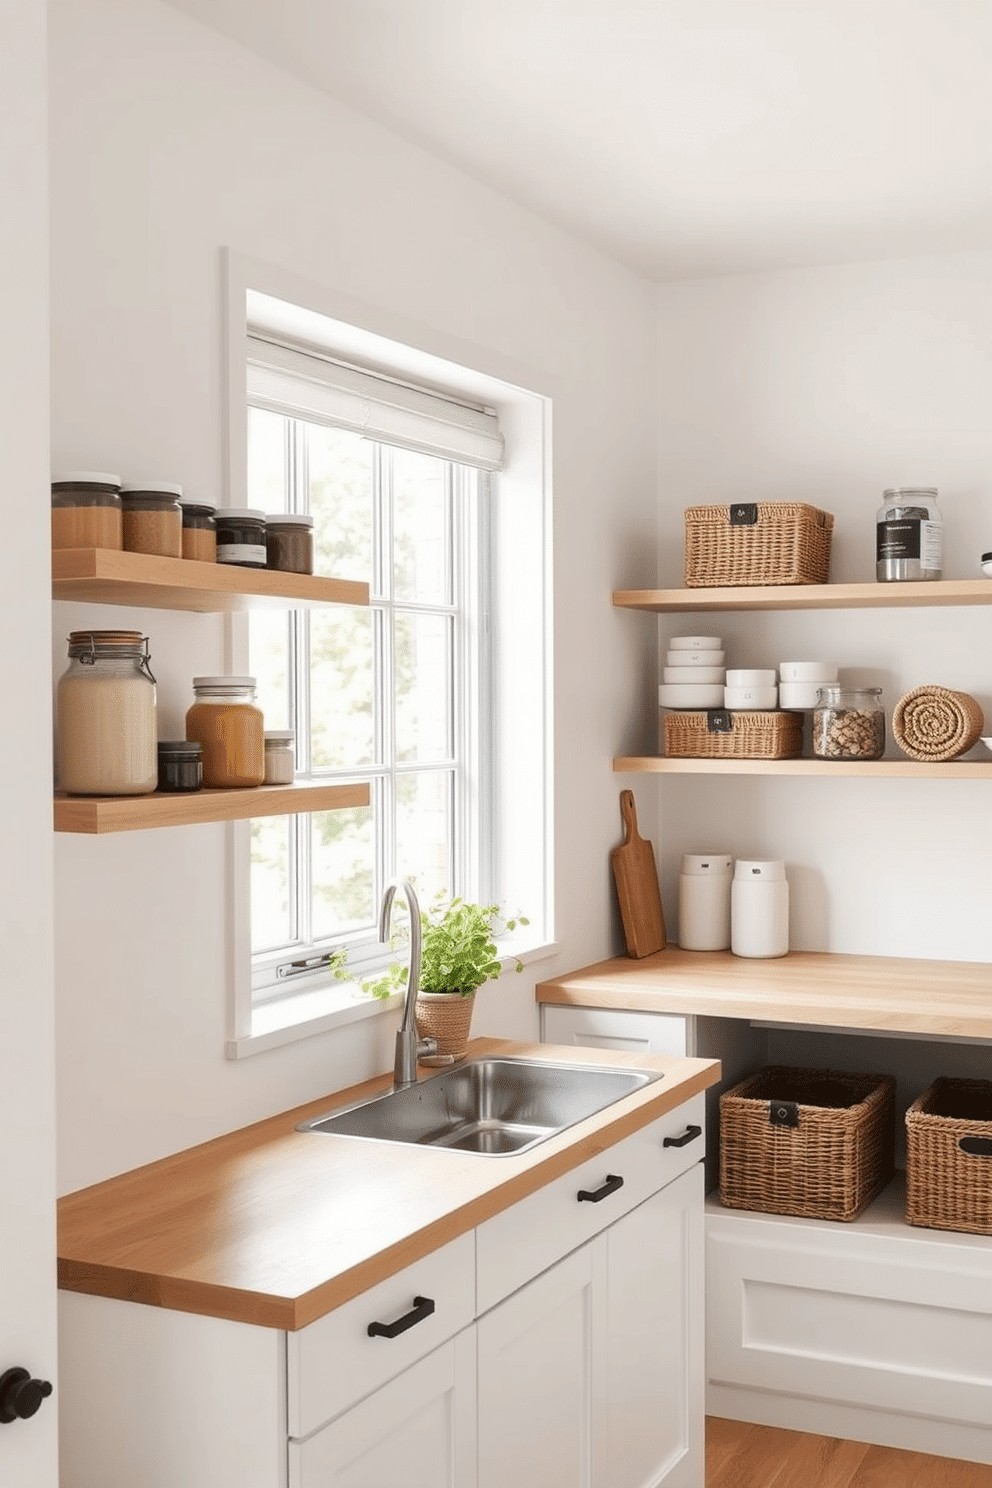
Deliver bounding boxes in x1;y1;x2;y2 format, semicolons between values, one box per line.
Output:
812;686;885;761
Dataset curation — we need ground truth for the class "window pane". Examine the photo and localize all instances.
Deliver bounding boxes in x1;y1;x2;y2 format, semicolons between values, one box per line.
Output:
309;424;373;583
251;816;292;953
310;607;375;769
248;408;287;512
393;448;450;604
395;771;452;903
249;609;291;733
311;803;375;940
395;612;452;763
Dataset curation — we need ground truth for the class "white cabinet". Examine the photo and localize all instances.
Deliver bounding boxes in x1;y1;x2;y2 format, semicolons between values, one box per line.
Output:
290;1331;477;1488
477;1166;703;1488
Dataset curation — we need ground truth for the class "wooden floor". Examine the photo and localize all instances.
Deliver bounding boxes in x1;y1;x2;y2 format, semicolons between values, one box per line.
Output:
707;1418;992;1487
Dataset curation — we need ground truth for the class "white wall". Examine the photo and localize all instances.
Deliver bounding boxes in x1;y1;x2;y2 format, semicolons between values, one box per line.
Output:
653;252;992;961
49;0;658;1192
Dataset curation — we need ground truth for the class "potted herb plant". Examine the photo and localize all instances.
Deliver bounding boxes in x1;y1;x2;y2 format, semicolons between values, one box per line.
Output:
359;894;527;1059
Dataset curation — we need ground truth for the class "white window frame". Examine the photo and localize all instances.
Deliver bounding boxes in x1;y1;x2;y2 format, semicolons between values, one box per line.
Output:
221;250;556;1058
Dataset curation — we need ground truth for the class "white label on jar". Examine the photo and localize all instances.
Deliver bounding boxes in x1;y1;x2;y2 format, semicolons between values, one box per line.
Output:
217;542;266;565
920;520;943;570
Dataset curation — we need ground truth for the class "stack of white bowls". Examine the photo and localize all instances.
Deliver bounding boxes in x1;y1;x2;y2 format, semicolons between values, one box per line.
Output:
659;635;725;708
778;660;839;709
724;669;777;710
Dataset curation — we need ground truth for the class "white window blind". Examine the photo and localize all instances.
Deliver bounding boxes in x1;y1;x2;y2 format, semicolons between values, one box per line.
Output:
246;336;505;473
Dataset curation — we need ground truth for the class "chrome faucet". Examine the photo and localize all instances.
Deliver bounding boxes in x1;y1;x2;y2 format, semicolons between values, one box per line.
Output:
379;877;437;1088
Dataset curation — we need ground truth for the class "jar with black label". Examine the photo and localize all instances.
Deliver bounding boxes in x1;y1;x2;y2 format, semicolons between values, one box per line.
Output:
876;487;942;582
215;509;267;569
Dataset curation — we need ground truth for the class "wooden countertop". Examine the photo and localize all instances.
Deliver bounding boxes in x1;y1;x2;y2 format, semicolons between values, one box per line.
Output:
57;1038;719;1332
535;948;992;1040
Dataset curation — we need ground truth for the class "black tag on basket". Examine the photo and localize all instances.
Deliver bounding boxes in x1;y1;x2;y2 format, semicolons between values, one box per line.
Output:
729;502;758;526
706;709;733;733
769;1100;799;1128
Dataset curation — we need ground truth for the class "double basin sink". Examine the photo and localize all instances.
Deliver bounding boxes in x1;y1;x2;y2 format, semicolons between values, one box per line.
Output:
298;1055;663;1156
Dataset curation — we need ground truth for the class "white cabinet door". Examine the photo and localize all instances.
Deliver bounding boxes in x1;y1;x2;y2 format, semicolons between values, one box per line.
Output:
477;1241;605;1488
289;1329;477;1488
603;1167;704;1488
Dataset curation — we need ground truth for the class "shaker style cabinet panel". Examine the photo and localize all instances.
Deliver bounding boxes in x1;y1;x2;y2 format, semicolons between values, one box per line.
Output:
289;1331;477;1488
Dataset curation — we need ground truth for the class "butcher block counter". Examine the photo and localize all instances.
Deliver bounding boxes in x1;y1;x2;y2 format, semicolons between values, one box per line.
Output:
57;1037;719;1332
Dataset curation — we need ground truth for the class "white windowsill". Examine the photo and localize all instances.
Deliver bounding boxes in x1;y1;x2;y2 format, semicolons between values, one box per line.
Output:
226;937;561;1059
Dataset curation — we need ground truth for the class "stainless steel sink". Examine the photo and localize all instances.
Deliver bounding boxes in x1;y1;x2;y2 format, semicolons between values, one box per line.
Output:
297;1056;663;1156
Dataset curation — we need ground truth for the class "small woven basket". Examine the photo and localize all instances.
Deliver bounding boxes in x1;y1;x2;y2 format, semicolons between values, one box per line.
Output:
906;1077;992;1235
663;709;804;760
720;1065;896;1222
684;502;833;588
415;990;476;1060
892;685;984;762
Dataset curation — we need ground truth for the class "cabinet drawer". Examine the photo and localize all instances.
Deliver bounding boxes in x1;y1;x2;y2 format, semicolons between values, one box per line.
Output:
288;1231;475;1437
542;1005;690;1057
476;1093;705;1314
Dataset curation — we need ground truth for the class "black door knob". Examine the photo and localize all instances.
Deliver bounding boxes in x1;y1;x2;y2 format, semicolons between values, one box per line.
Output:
0;1368;53;1424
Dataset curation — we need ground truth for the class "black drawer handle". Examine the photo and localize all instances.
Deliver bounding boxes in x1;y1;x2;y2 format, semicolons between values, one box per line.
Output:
577;1173;624;1204
663;1123;702;1149
367;1295;435;1339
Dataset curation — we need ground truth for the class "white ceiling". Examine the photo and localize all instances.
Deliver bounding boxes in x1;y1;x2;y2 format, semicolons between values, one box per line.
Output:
166;0;992;281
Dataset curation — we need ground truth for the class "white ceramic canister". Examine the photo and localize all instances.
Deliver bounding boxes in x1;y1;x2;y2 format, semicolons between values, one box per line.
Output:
669;636;722;651
779;661;838;684
662;666;726;685
731;860;789;959
678;854;732;951
725;669;776;688
658;682;725;709
663;649;725;668
724;685;778;709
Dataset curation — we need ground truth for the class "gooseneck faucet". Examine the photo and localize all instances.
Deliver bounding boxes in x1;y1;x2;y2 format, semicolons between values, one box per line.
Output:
379;877;437;1088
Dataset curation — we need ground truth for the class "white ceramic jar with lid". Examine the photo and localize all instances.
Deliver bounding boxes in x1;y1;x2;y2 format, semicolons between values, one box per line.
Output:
678;854;732;951
731;860;789;959
263;730;296;785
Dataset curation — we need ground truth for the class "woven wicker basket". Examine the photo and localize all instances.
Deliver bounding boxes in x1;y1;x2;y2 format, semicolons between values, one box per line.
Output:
415;990;476;1060
684;502;834;588
906;1077;992;1235
720;1066;896;1222
663;708;804;760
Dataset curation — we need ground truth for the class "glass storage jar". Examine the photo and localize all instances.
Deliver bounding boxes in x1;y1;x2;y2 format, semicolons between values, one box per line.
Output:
263;730;296;785
56;630;158;795
157;739;203;793
179;497;217;563
51;472;123;551
119;483;183;558
876;487;942;582
215;509;267;569
812;686;885;761
266;514;314;575
185;676;265;788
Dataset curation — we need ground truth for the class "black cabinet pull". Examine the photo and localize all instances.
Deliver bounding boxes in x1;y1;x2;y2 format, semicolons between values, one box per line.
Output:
367;1295;435;1339
663;1123;702;1149
577;1173;624;1204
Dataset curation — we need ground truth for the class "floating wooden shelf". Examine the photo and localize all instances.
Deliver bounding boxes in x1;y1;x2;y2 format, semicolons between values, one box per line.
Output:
614;754;992;779
54;780;370;834
613;578;992;614
52;548;369;612
536;947;992;1041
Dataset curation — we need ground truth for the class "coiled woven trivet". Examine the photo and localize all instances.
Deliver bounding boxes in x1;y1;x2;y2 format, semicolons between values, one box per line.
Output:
892;685;984;762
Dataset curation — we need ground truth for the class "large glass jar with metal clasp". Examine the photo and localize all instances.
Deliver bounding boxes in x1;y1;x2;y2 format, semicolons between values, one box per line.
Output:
56;630;158;795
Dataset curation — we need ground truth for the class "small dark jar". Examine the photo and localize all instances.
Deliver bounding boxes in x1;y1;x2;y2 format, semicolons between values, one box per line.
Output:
157;739;203;792
215;508;267;569
266;513;314;575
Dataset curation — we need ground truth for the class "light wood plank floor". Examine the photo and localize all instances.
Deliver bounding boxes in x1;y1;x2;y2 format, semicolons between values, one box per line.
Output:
707;1417;992;1487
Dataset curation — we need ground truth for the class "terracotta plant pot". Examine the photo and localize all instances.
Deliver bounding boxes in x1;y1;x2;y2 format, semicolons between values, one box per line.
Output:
415;990;476;1059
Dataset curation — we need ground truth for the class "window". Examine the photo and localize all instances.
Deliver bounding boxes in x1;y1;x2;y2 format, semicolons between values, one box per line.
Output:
246;338;501;1005
223;258;553;1057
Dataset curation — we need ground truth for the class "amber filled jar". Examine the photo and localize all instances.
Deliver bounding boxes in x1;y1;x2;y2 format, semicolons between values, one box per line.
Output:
266;514;314;575
51;472;123;551
185;676;265;788
120;483;183;558
56;630;157;795
179;497;217;563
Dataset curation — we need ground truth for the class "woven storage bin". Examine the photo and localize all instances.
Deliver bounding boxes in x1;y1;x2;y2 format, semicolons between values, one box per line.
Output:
684;502;834;587
906;1077;992;1235
663;709;804;760
720;1066;896;1222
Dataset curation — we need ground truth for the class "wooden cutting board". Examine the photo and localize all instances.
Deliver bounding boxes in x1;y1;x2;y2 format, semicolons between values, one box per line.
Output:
611;790;667;958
